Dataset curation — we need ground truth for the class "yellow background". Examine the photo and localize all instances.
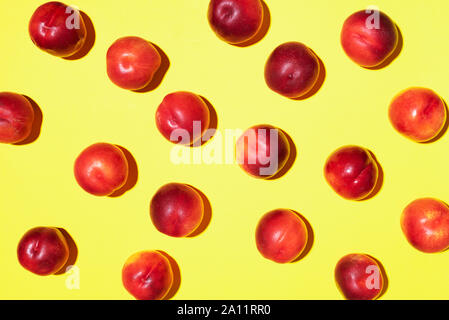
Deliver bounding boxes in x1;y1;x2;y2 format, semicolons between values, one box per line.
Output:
1;0;448;299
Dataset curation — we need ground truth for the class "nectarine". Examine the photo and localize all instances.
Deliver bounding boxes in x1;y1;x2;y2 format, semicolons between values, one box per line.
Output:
122;251;173;300
29;2;86;57
74;143;128;196
255;209;308;263
156;92;210;145
236;125;290;179
150;183;204;237
389;88;446;142
265;42;320;99
324;146;379;200
17;227;69;276
341;9;398;68
335;253;384;300
207;0;263;44
401;198;449;253
107;36;161;90
0;92;34;144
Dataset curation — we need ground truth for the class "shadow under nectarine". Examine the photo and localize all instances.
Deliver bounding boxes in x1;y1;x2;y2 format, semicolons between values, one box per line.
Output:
234;1;271;47
109;146;138;197
287;211;314;263
188;95;219;148
360;151;384;201
14;95;43;145
364;24;403;70
133;43;170;93
422;100;449;144
157;250;181;300
54;228;78;275
64;11;96;60
187;185;213;237
292;52;326;101
267;129;297;180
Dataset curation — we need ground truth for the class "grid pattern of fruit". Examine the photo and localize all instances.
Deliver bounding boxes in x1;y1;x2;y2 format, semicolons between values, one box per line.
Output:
0;0;448;299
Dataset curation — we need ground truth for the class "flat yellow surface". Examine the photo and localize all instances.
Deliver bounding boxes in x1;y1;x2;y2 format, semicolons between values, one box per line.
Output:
1;0;448;300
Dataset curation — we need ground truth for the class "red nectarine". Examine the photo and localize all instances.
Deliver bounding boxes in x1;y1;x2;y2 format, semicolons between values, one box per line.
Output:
17;227;69;276
255;209;308;263
335;253;384;300
0;92;34;144
150;183;204;237
122;251;173;300
74;143;128;196
29;2;86;57
107;36;161;90
341;9;398;68
236;125;290;179
265;42;320;99
401;198;449;253
156;92;210;145
389;88;446;142
324;146;379;200
207;0;263;44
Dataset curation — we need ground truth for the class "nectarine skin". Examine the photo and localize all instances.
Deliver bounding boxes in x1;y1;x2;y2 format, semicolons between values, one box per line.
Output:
401;198;449;253
236;125;290;179
17;227;69;276
335;254;384;300
29;2;86;57
74;143;128;196
341;10;398;67
389;88;446;142
156;92;210;145
107;36;161;90
255;209;308;263
150;183;204;237
324;146;378;200
122;251;173;300
265;42;320;99
207;0;263;44
0;92;34;144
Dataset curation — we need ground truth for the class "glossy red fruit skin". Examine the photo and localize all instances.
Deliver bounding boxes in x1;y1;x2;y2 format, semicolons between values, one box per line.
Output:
335;254;384;300
106;37;161;90
236;125;290;179
122;251;173;300
255;209;308;263
401;198;449;253
0;92;34;144
265;42;320;99
389;88;446;142
17;227;69;276
207;0;263;44
156;92;210;145
150;183;204;237
341;10;398;67
324;146;378;200
74;143;128;196
29;2;86;57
